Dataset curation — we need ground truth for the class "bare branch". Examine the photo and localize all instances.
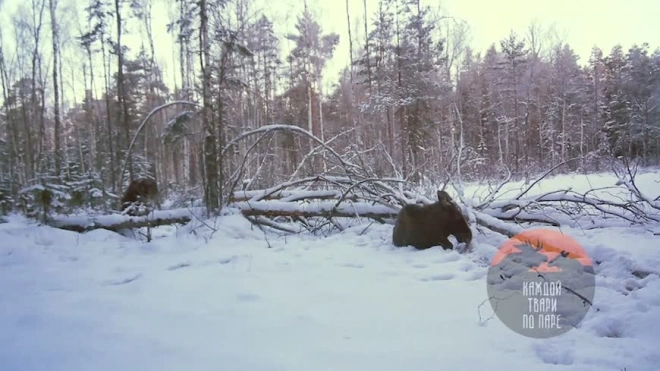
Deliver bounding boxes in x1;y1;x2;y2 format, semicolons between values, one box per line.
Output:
222;124;360;173
515;158;579;200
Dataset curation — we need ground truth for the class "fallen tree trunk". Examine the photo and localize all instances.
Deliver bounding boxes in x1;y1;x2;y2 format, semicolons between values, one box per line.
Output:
231;189;349;202
53;215;194;233
472;211;524;238
49;208;205;233
233;200;398;220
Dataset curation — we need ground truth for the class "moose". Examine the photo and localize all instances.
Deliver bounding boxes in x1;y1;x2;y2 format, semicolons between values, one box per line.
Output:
120;178;160;215
392;190;472;250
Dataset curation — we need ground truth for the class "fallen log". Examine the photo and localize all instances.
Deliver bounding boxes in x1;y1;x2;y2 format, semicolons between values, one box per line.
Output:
49;208;205;233
472;211;524;238
233;200;399;220
231;189;350;202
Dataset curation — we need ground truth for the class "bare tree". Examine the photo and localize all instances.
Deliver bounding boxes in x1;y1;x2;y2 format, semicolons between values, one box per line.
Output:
49;0;62;176
199;0;220;212
114;0;133;183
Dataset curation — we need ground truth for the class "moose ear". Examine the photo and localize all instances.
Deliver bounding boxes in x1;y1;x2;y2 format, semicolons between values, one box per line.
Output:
437;190;453;206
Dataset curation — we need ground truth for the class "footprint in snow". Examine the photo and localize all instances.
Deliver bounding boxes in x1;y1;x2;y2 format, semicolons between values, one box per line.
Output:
419;273;455;281
410;263;428;269
463;270;486;281
58;255;79;263
197;256;237;267
236;293;260;302
533;342;575;365
354;238;370;247
458;262;476;272
380;270;401;277
339;263;364;269
167;262;192;271
104;273;142;286
218;256;237;264
433;253;461;264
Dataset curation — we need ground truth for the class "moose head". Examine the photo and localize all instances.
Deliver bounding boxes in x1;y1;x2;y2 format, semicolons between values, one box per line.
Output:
392;190;472;250
120;178;160;215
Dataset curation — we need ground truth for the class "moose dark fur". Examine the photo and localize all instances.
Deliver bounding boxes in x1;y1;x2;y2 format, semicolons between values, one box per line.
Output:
392;190;472;250
120;178;160;215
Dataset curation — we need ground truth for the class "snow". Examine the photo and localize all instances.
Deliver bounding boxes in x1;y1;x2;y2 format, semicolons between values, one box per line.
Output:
18;184;46;193
459;169;660;207
2;172;660;371
90;188;104;198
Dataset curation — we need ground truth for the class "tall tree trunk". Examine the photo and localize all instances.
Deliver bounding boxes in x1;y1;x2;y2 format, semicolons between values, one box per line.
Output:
38;55;46;173
580;116;585;168
307;79;313;148
394;0;406;176
28;0;46;180
49;0;62;176
199;0;219;213
644;101;650;164
537;94;543;164
498;120;504;165
318;81;327;172
83;63;96;174
100;39;117;193
345;0;361;149
115;0;132;184
561;98;566;161
345;0;354;86
363;0;372;94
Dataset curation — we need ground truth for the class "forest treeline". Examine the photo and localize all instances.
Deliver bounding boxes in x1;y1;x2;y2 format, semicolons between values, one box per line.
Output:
0;0;658;214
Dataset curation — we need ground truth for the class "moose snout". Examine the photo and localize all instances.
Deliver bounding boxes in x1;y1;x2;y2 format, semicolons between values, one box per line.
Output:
456;226;473;245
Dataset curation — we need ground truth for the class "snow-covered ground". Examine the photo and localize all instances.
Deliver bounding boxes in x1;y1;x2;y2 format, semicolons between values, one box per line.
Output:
1;172;660;371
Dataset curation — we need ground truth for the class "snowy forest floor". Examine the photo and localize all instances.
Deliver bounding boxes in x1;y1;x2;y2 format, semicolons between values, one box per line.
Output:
1;172;660;371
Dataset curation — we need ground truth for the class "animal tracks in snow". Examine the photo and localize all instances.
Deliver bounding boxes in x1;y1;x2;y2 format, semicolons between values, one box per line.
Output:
533;341;575;365
418;272;455;282
167;262;192;271
164;255;246;271
101;254;254;289
103;273;143;286
236;293;261;302
152;238;485;290
432;253;461;263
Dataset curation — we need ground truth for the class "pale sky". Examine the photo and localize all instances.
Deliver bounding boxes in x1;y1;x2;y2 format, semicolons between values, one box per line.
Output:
313;0;660;88
1;0;658;102
443;0;660;60
114;0;660;93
